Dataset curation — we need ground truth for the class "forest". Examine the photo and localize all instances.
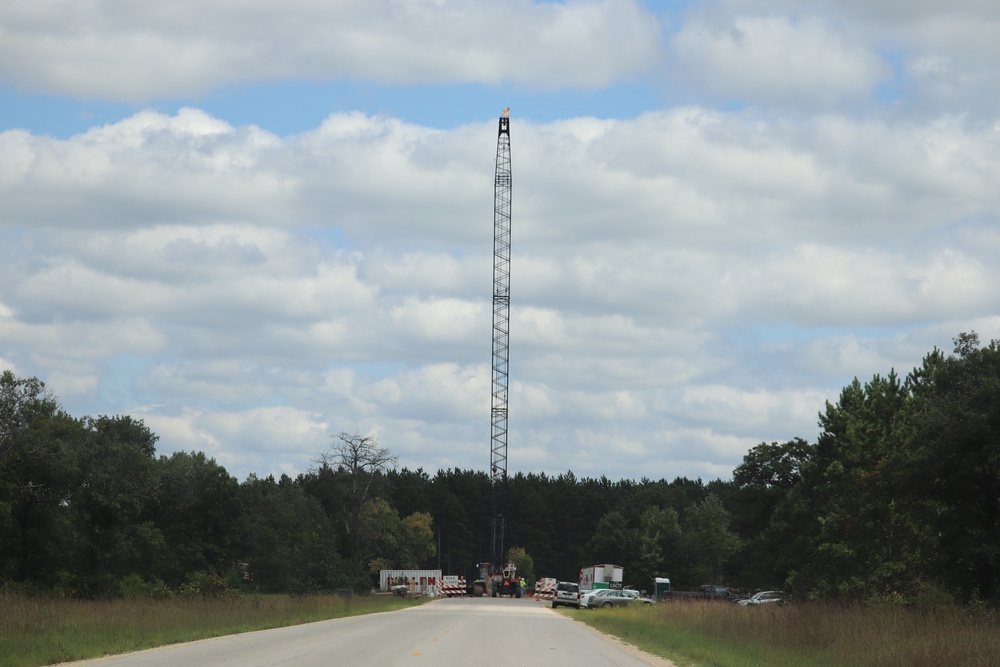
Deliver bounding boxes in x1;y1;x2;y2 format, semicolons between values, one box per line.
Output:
2;332;998;606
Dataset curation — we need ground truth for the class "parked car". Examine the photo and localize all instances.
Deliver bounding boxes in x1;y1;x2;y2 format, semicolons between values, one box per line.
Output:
668;584;742;601
580;588;618;608
737;590;784;606
583;589;634;608
578;589;599;607
552;581;581;608
622;590;653;605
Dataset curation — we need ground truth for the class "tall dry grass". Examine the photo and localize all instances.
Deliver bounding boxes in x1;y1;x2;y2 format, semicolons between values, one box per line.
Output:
577;599;1000;667
0;593;421;667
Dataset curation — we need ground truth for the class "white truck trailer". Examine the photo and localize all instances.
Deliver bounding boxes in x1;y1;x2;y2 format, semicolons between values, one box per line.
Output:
579;564;624;593
379;569;442;597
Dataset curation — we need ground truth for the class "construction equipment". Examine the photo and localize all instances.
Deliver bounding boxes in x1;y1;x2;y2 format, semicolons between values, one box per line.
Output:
484;108;520;598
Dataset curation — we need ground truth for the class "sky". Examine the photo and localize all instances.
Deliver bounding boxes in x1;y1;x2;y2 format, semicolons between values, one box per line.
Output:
2;0;1000;485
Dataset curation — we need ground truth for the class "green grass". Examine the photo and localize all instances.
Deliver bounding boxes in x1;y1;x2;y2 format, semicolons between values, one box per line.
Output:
9;593;1000;667
0;593;426;667
569;600;1000;667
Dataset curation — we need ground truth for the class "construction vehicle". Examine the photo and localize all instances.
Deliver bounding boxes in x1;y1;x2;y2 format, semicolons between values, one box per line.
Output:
484;108;521;598
478;560;521;598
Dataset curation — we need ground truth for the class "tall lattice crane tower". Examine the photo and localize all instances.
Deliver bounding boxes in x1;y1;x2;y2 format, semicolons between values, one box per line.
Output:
489;109;512;587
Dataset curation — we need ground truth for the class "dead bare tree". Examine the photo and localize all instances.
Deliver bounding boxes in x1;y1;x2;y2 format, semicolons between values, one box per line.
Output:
317;432;397;584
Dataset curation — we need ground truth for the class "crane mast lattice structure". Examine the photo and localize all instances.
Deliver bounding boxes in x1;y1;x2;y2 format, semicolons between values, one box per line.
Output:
489;110;512;585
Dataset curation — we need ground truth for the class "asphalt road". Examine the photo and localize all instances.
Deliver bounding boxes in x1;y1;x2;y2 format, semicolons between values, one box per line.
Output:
64;596;674;667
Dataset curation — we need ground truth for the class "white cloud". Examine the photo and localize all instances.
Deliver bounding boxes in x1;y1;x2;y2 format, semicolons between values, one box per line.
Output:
679;0;1000;115
0;0;662;101
2;0;1000;488
736;244;996;328
0;109;293;229
389;298;484;345
670;16;889;109
4;100;1000;482
139;405;329;479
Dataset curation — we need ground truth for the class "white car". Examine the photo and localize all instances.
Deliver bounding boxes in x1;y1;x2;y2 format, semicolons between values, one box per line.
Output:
737;591;783;606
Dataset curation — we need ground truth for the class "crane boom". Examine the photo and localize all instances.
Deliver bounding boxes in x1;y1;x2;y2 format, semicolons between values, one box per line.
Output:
489;111;512;589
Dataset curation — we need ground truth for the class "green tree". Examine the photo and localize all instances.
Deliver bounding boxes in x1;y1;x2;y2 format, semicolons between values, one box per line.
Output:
633;506;683;592
151;451;242;587
507;546;535;585
906;333;1000;601
238;474;295;592
682;494;741;585
546;471;585;580
0;371;81;584
400;511;436;568
734;439;813;496
238;473;347;593
584;510;640;571
359;497;400;576
730;438;814;589
358;498;436;574
385;467;432;516
70;415;159;591
776;368;933;600
426;468;487;579
506;472;555;580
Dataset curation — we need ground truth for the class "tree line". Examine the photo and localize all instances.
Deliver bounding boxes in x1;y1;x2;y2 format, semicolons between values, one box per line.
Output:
2;332;998;605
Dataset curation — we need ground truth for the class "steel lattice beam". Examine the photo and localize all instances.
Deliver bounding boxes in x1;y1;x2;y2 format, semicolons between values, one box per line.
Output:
489;113;511;575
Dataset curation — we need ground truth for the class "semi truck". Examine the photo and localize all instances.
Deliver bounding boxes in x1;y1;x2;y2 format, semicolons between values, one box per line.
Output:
579;564;624;593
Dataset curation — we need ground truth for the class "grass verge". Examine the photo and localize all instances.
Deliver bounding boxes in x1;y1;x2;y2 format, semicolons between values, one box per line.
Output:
0;593;426;667
569;600;1000;667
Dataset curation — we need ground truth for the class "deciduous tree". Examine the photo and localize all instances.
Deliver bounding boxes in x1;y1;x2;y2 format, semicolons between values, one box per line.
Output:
0;371;80;583
317;432;397;585
507;545;535;585
682;494;740;585
70;415;158;591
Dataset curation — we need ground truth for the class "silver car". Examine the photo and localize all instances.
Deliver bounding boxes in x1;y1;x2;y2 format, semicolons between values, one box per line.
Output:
622;590;653;605
737;590;783;606
583;589;633;608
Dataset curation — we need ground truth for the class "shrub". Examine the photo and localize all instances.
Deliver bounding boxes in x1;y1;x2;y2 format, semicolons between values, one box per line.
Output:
180;572;239;600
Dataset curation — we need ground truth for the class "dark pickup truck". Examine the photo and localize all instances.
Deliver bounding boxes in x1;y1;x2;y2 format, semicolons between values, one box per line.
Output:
664;585;742;601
